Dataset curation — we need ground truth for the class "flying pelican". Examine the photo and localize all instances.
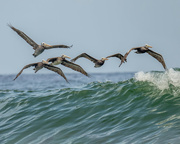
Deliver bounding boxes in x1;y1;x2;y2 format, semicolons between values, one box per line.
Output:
106;53;127;67
8;24;72;57
71;53;108;68
46;55;89;77
124;44;167;70
13;60;68;82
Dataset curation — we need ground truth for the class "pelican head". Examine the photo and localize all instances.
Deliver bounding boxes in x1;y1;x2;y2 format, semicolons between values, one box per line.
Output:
41;42;45;46
42;59;49;64
61;54;71;59
41;42;51;47
101;57;109;61
145;44;152;48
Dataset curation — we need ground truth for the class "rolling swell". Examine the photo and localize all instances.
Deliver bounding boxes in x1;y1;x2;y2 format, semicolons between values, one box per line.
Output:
0;70;180;143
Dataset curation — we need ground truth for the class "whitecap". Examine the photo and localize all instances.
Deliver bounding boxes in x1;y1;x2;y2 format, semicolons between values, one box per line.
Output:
134;68;180;90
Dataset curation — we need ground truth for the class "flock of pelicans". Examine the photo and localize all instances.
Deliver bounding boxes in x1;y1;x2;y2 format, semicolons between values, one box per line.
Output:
9;24;167;82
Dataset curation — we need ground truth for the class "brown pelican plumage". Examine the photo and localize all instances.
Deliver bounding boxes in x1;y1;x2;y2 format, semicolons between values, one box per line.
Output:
71;53;108;68
124;44;167;70
47;55;89;77
8;24;72;57
13;60;68;82
106;53;127;67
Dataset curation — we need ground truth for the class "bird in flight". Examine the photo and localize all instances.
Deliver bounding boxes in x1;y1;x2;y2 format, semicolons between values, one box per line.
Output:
8;24;72;57
71;53;108;68
13;60;68;82
46;55;89;77
124;44;167;70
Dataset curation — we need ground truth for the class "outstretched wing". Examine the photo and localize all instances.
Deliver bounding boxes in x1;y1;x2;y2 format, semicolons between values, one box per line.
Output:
106;53;124;59
61;59;89;77
44;44;73;49
106;53;125;67
123;47;140;61
43;64;69;82
8;24;38;48
147;49;167;70
13;63;37;80
71;53;98;63
46;57;58;63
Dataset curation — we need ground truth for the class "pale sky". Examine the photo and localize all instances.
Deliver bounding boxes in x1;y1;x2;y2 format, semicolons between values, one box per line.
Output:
1;0;180;74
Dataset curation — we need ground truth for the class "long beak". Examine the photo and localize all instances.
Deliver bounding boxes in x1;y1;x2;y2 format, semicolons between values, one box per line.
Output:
42;59;49;64
147;45;152;48
42;43;51;47
105;58;109;60
65;55;71;59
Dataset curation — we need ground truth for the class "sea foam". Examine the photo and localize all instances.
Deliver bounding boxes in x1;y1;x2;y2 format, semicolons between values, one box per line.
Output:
134;68;180;90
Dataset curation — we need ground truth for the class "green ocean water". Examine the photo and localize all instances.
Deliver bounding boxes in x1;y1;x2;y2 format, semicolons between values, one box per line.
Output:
0;68;180;144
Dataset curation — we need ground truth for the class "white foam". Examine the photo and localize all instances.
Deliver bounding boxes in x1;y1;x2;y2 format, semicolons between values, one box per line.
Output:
134;68;180;90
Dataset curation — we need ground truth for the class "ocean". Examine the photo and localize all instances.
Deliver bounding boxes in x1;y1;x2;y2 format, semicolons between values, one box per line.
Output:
0;68;180;144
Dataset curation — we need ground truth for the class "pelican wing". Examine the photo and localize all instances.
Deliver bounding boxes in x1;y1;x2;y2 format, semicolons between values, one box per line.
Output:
43;64;69;82
106;53;124;59
61;59;89;77
46;57;58;63
71;53;98;63
44;44;72;49
13;63;38;80
106;53;126;67
124;47;141;60
147;49;167;70
8;24;38;48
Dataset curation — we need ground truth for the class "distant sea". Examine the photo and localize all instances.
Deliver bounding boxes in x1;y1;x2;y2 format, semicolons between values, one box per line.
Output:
1;68;180;144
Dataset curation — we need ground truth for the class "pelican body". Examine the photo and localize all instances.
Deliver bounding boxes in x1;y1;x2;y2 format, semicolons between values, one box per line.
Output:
94;59;106;68
71;53;108;68
8;24;72;57
47;55;71;65
133;45;152;54
33;45;44;57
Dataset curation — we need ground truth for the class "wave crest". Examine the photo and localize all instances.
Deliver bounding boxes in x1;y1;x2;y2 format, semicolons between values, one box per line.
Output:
134;68;180;90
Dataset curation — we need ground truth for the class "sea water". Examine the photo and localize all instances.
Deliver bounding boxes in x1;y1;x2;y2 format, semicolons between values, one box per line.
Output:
0;68;180;144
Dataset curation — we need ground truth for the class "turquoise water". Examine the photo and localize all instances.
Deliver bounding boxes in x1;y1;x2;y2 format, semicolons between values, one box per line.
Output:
0;68;180;144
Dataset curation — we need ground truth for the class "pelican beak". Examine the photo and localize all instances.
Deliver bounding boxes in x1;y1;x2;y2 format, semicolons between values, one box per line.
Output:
41;42;51;47
42;59;48;64
146;45;152;48
64;55;71;59
103;58;108;61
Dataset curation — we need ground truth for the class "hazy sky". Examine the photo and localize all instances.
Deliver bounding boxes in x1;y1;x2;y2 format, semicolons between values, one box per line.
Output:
1;0;180;74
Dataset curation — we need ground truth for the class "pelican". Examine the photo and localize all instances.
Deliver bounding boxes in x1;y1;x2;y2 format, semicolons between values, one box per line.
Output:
8;24;72;57
124;44;167;70
13;60;68;82
46;55;89;77
106;53;127;67
71;53;108;68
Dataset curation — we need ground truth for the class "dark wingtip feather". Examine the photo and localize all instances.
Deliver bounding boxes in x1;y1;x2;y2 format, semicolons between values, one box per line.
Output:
7;23;12;27
66;79;70;83
70;59;75;62
119;62;123;67
87;74;91;78
7;23;14;29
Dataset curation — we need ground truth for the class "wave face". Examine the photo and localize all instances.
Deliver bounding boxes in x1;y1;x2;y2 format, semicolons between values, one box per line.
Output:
0;69;180;144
